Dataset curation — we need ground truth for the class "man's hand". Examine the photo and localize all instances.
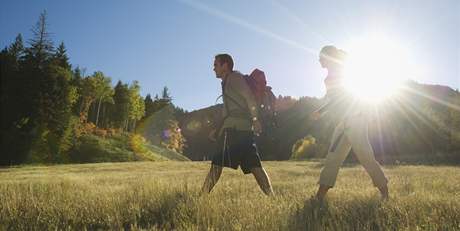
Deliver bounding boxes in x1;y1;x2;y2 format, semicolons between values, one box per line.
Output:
252;120;262;136
208;129;217;142
310;111;322;121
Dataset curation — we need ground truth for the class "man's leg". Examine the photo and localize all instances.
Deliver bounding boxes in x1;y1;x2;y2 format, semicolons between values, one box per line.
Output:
201;164;223;194
251;167;274;196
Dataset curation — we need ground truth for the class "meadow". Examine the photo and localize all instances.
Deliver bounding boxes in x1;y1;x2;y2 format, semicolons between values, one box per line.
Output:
0;161;459;230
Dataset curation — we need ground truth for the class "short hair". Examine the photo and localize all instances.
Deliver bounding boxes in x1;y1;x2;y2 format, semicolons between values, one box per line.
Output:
215;54;234;70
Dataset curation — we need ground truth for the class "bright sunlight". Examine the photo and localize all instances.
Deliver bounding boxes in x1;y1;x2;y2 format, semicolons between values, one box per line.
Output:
343;34;413;103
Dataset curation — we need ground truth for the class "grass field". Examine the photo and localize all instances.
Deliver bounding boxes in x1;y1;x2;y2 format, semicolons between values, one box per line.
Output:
0;161;459;230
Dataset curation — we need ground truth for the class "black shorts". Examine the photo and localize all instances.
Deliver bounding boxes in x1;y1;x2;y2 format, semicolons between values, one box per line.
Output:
211;129;262;174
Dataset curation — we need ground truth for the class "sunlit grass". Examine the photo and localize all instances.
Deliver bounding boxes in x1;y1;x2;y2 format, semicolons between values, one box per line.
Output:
0;161;459;230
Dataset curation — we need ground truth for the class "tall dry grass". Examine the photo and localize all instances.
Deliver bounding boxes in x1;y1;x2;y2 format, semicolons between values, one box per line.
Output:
0;161;459;230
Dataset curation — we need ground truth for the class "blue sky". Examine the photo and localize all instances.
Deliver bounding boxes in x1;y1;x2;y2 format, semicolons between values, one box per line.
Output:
1;0;459;111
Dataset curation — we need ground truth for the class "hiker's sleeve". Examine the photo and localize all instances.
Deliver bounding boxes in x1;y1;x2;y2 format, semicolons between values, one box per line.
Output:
231;76;258;119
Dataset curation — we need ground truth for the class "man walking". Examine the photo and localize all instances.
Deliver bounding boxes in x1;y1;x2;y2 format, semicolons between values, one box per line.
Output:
201;54;274;196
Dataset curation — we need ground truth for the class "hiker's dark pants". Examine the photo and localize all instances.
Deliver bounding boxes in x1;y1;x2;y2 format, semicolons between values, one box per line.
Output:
211;129;262;174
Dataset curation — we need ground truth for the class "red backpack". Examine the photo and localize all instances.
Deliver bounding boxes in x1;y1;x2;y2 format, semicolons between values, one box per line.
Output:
216;69;278;134
244;69;277;132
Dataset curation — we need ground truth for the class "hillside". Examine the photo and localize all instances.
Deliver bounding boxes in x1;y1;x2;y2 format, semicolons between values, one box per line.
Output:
67;133;189;163
178;81;460;163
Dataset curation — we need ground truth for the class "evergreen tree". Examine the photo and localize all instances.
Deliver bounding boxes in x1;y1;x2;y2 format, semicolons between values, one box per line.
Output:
52;42;71;70
111;81;130;130
151;86;172;113
144;94;155;118
31;64;78;162
1;34;26;127
70;66;87;116
24;10;54;69
8;34;25;62
161;86;171;102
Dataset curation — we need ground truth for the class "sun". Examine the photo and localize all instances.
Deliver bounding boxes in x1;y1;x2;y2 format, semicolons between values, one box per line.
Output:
343;34;412;103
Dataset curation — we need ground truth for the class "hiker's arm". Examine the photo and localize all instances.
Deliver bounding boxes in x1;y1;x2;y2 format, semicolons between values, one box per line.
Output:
316;99;332;114
312;92;337;120
231;76;258;119
211;105;227;138
313;90;344;118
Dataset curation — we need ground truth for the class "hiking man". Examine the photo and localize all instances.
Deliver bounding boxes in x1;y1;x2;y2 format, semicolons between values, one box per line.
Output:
201;54;274;196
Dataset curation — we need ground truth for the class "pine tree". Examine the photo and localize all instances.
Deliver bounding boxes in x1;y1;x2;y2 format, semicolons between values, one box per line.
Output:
151;86;172;113
52;42;71;70
161;86;171;102
8;34;25;62
24;10;54;69
144;94;155;118
111;81;130;130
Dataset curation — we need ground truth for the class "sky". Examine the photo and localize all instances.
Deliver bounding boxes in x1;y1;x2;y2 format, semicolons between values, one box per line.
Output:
1;0;459;111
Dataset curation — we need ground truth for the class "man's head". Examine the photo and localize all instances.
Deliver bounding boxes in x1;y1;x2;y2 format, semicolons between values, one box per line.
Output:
214;54;234;78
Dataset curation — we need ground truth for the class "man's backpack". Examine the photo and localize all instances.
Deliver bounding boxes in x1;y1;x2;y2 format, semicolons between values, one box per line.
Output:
215;69;278;134
243;69;278;133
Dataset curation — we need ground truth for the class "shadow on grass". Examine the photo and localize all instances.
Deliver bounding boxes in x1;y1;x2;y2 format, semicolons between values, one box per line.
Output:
288;197;393;231
124;189;198;230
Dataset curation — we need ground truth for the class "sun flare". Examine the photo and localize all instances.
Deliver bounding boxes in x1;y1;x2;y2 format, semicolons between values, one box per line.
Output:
343;34;412;103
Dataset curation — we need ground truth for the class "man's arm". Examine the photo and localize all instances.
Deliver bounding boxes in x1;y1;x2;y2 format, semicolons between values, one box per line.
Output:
230;75;262;134
231;75;258;119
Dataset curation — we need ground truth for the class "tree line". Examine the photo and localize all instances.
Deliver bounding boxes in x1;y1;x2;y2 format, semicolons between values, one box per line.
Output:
1;11;186;165
179;83;460;164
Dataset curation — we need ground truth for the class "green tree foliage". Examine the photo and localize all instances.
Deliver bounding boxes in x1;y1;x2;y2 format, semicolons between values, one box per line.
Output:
161;86;171;102
7;33;25;61
1;34;26;128
77;71;113;124
1;11;78;164
91;72;114;127
78;74;99;122
0;34;33;165
152;86;172;113
127;81;145;131
52;42;71;70
1;12;190;165
28;59;78;163
111;81;130;130
144;94;155;118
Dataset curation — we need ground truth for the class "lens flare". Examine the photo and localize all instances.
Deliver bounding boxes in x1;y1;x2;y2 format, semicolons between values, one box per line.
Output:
343;34;413;103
